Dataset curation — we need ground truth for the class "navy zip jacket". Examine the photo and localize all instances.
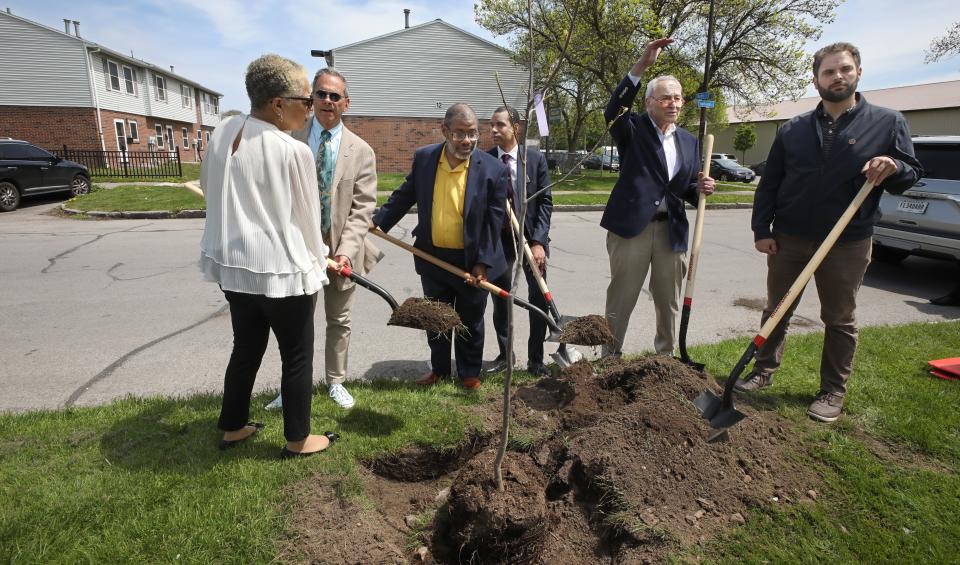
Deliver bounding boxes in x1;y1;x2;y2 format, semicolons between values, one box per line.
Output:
752;94;923;242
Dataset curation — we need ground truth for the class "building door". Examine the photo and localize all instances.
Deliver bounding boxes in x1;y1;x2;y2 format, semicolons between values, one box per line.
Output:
114;120;128;164
165;126;175;159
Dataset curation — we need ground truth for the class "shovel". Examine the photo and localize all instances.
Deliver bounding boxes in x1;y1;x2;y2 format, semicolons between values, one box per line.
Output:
505;203;583;368
677;134;715;371
694;179;877;440
370;228;566;341
325;257;398;310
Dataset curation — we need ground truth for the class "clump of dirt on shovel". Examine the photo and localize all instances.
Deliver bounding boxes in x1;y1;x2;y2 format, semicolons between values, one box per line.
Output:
557;314;614;346
388;297;462;333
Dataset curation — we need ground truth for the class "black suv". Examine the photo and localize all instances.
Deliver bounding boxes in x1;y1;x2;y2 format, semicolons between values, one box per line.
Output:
0;139;90;212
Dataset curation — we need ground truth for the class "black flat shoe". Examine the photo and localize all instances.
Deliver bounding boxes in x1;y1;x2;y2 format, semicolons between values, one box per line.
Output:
218;422;264;451
280;432;339;459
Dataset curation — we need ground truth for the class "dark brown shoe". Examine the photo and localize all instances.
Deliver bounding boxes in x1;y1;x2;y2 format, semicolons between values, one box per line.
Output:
416;372;443;386
461;376;481;390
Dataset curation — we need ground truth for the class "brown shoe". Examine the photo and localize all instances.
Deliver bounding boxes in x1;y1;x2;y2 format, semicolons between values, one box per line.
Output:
460;376;481;390
807;391;844;422
416;372;443;386
733;371;773;393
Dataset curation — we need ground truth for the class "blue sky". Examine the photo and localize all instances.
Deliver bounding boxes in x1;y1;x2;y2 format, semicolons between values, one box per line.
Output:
6;0;960;110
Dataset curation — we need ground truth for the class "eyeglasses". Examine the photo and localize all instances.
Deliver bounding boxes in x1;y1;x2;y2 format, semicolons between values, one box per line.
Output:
282;96;314;109
651;95;684;106
448;131;480;142
313;89;344;102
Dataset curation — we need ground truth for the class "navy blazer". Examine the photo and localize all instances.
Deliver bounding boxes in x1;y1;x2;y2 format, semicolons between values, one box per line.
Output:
373;143;509;279
601;75;701;252
487;146;553;255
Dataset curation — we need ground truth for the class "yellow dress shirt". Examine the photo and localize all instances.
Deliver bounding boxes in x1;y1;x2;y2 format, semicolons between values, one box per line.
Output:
431;147;469;249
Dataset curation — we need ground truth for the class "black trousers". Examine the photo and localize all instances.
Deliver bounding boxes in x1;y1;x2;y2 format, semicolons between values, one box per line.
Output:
419;248;488;379
490;259;548;366
219;290;317;442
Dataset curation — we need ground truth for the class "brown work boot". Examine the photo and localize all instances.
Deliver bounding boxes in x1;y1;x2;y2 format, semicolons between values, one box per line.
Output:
807;391;844;422
415;372;445;386
460;376;481;390
733;371;773;393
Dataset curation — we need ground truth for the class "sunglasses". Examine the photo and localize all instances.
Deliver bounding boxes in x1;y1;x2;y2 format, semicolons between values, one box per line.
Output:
282;96;314;109
313;89;344;102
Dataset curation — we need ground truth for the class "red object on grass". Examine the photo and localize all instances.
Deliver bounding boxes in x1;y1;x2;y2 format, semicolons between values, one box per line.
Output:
927;358;960;381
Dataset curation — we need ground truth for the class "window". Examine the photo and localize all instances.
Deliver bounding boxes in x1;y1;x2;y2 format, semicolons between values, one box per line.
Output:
122;65;136;95
127;120;140;142
212;96;219;114
915;144;960;181
154;75;167;102
182;127;189;149
155;124;164;148
105;60;120;91
181;85;192;108
205;131;211;143
202;92;212;114
0;143;54;160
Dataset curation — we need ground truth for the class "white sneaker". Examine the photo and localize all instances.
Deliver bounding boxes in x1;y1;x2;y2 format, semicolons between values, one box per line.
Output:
264;394;283;411
329;383;355;409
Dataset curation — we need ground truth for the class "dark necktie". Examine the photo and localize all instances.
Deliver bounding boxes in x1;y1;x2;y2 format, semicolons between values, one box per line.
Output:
501;153;514;235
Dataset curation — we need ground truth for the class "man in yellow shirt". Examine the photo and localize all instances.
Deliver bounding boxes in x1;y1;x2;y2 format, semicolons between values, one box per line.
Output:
374;103;509;389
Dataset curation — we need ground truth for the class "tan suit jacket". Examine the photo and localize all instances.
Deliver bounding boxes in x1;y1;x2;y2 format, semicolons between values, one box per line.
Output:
292;121;383;290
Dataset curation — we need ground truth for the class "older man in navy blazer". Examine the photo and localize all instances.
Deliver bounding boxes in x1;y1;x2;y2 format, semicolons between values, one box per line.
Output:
485;105;553;376
374;103;508;389
602;38;714;357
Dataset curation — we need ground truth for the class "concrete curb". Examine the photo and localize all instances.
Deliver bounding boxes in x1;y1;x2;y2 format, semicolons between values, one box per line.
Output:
59;201;753;219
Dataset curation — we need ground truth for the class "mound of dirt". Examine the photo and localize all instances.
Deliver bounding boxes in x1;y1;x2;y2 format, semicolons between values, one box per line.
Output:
285;356;820;564
389;297;462;333
556;314;615;346
436;450;548;564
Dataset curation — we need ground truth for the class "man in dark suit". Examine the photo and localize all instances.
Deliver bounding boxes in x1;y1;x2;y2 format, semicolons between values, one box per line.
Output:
601;38;714;357
484;105;553;376
373;103;508;389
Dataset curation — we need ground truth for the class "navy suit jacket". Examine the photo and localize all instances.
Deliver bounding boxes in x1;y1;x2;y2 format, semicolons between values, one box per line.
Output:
487;146;553;256
601;75;701;252
373;143;509;279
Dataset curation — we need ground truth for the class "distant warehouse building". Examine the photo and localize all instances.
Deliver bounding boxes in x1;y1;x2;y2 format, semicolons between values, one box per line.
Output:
320;16;528;172
712;80;960;167
0;9;222;162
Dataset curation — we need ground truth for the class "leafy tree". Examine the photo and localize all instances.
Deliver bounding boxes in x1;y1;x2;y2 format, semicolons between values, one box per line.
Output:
733;123;757;162
925;21;960;63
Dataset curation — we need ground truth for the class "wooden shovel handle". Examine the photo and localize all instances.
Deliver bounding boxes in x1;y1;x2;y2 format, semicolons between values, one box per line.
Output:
683;133;714;300
755;180;876;345
506;202;552;299
370;228;511;298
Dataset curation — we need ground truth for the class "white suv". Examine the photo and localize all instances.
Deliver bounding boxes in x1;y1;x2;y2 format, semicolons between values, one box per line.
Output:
872;136;960;264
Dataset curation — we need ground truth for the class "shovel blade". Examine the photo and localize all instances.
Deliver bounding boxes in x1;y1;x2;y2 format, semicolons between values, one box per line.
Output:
693;390;747;430
550;344;583;369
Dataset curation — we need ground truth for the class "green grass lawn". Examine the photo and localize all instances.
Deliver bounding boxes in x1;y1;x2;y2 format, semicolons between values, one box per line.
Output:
68;185;205;213
1;322;958;563
91;162;201;183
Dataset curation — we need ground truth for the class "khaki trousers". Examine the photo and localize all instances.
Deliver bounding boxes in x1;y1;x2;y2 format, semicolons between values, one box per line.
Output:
753;232;872;395
322;282;356;386
604;221;686;356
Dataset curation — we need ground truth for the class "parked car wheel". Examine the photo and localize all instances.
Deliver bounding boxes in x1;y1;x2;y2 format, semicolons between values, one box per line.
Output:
872;244;909;264
719;173;730;182
0;181;20;212
70;174;90;196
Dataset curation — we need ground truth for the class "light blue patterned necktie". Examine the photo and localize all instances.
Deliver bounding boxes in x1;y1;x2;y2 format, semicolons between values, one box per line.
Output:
316;129;333;232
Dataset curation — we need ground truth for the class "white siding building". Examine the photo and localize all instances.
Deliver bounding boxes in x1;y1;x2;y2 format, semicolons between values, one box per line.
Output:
320;19;529;172
0;9;222;161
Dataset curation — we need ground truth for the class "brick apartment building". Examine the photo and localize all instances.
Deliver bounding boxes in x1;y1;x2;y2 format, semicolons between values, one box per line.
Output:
0;9;221;162
321;17;528;172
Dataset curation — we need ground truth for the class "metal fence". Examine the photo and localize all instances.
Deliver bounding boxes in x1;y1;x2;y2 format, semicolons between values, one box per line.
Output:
50;145;182;178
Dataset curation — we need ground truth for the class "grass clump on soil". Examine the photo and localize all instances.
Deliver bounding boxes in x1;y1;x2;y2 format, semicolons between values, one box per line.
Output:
1;321;957;564
67;184;205;212
388;297;463;333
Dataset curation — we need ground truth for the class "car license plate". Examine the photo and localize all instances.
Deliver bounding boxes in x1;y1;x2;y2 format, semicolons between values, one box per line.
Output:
897;200;928;214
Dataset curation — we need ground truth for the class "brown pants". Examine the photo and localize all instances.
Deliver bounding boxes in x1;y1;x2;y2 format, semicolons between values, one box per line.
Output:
753;232;872;395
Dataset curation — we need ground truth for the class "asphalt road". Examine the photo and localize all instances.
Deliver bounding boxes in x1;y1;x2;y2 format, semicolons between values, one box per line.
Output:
2;196;957;412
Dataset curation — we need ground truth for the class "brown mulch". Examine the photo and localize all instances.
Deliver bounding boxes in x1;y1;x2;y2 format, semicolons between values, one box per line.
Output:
388;297;463;333
284;356;821;564
556;314;615;346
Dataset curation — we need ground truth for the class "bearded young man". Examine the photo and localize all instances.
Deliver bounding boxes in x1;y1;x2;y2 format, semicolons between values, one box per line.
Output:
735;42;924;422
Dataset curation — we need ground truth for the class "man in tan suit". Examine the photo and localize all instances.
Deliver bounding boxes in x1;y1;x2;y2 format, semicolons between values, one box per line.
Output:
266;67;381;410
